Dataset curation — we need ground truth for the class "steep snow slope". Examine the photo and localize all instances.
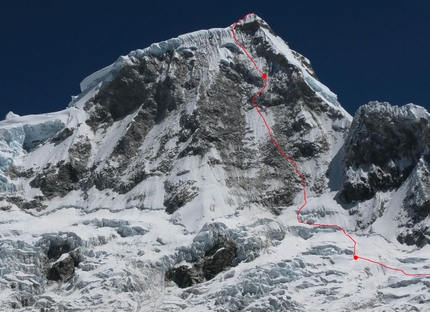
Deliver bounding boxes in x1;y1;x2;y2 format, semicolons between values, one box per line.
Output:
0;13;430;312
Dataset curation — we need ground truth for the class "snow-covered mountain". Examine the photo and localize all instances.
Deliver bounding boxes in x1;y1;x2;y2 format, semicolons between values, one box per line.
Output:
1;13;430;311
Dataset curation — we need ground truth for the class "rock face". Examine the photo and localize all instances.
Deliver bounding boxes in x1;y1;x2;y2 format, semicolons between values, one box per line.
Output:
339;102;430;247
47;254;75;282
340;102;429;203
0;13;430;312
166;240;237;288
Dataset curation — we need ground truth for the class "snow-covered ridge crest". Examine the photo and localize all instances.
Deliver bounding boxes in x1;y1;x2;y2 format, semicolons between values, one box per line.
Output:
358;101;430;122
257;26;349;117
5;111;20;120
75;25;236;97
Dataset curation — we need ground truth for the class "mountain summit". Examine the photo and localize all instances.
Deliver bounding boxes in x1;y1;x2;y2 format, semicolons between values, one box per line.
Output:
1;14;430;311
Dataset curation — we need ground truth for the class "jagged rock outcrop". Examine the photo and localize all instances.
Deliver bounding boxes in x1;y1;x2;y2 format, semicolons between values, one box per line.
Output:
29;139;91;198
166;240;237;288
339;102;430;248
340;102;430;203
164;220;286;289
47;254;75;282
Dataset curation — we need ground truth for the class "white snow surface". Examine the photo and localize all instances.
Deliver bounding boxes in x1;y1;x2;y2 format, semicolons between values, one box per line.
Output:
5;111;20;120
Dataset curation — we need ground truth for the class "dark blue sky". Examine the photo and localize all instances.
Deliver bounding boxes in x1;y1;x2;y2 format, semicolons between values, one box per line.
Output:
1;1;429;119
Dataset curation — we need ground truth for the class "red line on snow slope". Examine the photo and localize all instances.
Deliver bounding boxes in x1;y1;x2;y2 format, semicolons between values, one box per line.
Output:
231;13;430;277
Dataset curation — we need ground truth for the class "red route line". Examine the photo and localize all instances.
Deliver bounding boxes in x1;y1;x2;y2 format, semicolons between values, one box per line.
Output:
231;12;430;277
